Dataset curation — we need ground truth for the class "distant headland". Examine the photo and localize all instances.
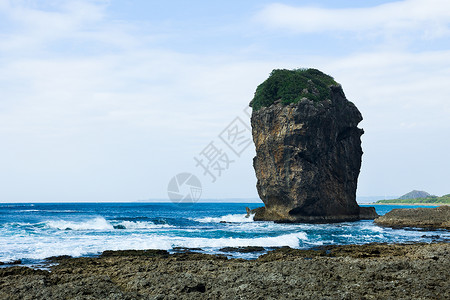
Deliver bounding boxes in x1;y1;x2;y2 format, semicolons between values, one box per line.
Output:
374;190;450;205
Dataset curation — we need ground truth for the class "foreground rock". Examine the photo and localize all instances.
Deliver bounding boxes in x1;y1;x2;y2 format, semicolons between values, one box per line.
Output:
0;243;449;300
375;206;450;229
250;69;377;222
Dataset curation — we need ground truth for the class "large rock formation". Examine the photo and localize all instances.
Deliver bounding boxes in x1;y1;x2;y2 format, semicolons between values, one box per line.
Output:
250;68;377;223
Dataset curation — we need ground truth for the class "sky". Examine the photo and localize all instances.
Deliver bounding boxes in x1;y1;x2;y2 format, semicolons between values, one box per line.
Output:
0;0;449;202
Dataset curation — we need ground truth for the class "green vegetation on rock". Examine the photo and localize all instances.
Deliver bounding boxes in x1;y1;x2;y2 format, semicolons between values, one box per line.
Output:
376;194;450;204
250;68;339;111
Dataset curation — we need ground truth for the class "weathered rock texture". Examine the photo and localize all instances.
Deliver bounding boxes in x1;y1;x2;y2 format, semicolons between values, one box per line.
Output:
375;206;450;229
1;244;449;300
251;72;377;222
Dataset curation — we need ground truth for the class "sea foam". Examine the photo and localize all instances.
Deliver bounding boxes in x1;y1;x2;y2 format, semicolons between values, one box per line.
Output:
117;221;174;229
2;203;447;263
45;217;174;231
46;217;114;231
193;213;255;223
0;231;308;262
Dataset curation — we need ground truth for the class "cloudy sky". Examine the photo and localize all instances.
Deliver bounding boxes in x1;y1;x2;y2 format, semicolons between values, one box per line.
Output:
1;0;449;202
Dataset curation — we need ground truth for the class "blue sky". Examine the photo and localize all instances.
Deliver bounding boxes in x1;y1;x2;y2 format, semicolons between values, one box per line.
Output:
1;0;449;202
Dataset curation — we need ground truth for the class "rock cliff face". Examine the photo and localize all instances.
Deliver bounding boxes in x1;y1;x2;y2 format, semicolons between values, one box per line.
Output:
250;69;377;223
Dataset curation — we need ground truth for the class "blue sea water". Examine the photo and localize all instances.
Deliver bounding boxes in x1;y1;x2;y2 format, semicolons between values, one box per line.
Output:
0;202;448;264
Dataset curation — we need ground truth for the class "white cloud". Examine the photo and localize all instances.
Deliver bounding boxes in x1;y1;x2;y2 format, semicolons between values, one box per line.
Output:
0;1;276;201
327;50;450;109
0;0;449;200
0;0;137;52
316;49;450;197
256;0;450;38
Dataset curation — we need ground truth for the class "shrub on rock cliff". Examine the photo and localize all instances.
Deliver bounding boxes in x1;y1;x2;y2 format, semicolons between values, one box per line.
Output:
250;68;338;111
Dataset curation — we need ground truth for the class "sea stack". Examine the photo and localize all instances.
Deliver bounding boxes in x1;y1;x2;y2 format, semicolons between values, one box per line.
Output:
250;68;378;223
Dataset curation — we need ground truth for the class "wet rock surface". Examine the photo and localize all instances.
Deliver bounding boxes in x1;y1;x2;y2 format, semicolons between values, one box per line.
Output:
1;243;449;300
251;75;377;222
219;246;266;253
375;206;450;229
0;260;22;266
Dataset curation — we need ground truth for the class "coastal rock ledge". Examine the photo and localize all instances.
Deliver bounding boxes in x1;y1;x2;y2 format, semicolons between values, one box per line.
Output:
375;206;450;229
249;68;378;223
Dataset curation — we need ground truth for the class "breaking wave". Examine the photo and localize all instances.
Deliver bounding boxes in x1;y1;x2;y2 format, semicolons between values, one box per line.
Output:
193;213;255;223
45;217;174;231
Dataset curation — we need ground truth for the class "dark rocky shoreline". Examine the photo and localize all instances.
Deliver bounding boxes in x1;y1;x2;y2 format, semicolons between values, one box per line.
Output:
1;243;449;300
375;206;450;230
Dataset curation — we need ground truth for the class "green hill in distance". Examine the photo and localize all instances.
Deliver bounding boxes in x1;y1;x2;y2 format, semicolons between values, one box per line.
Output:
376;190;450;204
398;190;432;200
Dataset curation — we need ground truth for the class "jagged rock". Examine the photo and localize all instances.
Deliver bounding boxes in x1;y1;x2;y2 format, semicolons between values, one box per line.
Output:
219;246;266;253
101;249;169;257
250;68;377;223
0;244;449;299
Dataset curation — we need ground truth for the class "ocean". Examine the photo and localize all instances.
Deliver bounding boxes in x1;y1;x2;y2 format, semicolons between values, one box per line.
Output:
0;202;448;265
